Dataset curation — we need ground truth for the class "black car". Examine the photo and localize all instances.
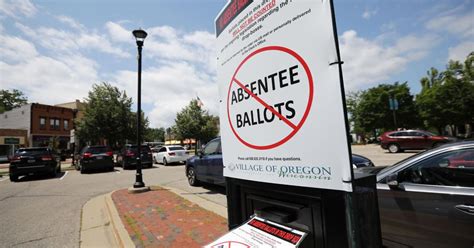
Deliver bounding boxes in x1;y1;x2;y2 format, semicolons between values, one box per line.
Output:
185;137;374;187
76;146;114;173
9;147;61;182
357;141;474;247
116;144;153;169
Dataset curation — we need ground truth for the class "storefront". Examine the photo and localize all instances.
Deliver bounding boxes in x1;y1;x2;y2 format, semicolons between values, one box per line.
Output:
0;129;27;163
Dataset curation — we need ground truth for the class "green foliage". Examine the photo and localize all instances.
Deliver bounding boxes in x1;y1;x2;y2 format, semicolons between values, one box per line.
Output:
417;53;474;134
174;99;219;146
76;82;136;148
350;82;419;133
144;127;165;142
0;89;28;113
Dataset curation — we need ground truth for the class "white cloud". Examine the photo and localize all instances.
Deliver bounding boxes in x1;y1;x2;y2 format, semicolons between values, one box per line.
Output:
0;35;38;63
340;30;437;90
426;9;474;38
448;41;474;61
425;4;474;62
0;0;36;18
0;54;97;104
362;9;377;19
105;21;132;42
56;15;86;31
2;14;218;128
15;20;131;58
113;61;218;128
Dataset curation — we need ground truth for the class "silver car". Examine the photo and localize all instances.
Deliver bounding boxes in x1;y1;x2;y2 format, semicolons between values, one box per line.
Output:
358;141;474;247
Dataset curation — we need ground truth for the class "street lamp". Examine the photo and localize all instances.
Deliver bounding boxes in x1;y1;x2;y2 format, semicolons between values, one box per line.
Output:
131;28;149;191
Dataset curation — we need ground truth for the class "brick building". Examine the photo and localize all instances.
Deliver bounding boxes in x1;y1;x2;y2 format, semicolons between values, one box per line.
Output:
0;103;74;150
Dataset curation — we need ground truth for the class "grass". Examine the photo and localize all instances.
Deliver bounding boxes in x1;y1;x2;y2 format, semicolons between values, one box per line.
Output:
124;214;145;247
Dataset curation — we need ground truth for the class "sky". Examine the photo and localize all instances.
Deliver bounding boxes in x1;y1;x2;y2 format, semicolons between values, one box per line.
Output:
0;0;473;129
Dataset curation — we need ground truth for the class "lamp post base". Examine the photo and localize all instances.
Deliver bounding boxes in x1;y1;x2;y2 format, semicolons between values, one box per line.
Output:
128;186;150;194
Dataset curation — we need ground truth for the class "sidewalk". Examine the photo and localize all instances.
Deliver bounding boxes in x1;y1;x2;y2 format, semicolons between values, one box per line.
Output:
80;186;229;248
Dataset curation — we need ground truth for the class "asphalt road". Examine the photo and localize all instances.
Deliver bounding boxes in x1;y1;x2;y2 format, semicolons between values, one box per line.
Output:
0;144;412;247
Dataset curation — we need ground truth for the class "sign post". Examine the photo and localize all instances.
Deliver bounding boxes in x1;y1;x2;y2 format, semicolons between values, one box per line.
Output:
214;0;381;247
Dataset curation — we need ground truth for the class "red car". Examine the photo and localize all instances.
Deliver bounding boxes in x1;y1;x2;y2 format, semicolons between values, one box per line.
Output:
379;130;453;153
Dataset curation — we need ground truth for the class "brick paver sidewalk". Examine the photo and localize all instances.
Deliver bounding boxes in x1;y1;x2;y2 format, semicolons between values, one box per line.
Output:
112;187;228;248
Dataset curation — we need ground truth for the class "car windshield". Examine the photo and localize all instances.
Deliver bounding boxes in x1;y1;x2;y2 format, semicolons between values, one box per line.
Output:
377;148;437;175
87;147;109;154
15;148;49;156
169;147;185;151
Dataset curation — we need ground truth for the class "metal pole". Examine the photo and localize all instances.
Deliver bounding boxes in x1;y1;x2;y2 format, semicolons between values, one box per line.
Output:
134;42;145;188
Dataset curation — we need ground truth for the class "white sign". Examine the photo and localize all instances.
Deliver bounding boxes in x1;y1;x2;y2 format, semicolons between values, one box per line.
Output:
216;0;352;191
70;129;75;143
205;216;307;248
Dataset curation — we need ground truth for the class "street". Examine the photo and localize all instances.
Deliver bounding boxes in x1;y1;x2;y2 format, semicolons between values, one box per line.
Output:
0;144;410;247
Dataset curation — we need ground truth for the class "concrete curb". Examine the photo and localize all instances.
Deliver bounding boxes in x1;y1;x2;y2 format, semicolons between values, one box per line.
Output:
105;191;136;248
162;185;228;219
80;191;135;248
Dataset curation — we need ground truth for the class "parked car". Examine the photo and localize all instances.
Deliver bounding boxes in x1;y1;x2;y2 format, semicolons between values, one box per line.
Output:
185;137;374;187
379;129;454;153
352;154;374;168
116;144;153;169
356;141;474;247
153;145;189;165
9;147;61;181
76;145;114;173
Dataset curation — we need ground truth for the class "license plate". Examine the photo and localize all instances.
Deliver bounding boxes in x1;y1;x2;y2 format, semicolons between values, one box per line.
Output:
96;156;103;160
28;159;35;163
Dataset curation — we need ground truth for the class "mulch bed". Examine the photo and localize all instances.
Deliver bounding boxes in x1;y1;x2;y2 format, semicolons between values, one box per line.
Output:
112;187;228;248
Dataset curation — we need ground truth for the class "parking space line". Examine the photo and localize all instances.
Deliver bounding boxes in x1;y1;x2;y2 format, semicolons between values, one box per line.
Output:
60;171;68;180
115;170;121;174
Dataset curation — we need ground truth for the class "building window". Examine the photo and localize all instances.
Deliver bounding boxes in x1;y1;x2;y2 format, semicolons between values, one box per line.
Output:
50;118;60;130
40;117;46;129
64;120;69;130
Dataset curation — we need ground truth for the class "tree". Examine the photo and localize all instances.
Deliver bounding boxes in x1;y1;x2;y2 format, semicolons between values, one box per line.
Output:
417;53;474;135
0;89;28;113
144;127;165;142
174;99;219;152
76;82;135;149
353;82;419;134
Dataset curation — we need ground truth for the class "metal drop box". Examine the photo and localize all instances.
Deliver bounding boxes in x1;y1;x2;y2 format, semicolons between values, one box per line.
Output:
226;173;381;248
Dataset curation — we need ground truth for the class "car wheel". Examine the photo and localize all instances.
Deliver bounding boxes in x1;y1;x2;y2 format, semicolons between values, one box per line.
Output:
187;167;200;186
80;164;86;174
163;158;168;166
122;161;127;170
51;167;58;178
9;174;18;182
388;143;400;153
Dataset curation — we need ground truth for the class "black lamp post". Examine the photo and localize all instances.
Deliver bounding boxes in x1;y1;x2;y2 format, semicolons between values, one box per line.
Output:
132;29;147;189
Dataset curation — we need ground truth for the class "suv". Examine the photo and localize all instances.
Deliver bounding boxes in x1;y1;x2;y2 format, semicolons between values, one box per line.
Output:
379;130;453;153
9;147;61;182
116;144;153;169
76;145;114;173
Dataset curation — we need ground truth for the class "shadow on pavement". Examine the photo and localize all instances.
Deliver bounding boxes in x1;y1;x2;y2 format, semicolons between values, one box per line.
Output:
14;171;67;182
